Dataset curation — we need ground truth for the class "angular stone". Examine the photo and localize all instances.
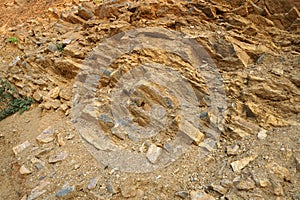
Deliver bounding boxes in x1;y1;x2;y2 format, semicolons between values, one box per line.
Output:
20;165;32;175
236;178;255;191
231;156;257;173
179;120;205;146
49;151;68;163
67;13;86;24
199;138;216;152
28;180;49;200
13;140;31;155
31;157;45;171
36;127;54;144
259;179;271;188
28;190;47;200
49;87;60;99
294;153;300;172
210;183;228;195
42;99;61;110
33;91;43;102
146;144;162;164
78;6;94;20
48;43;58;52
175;191;189;199
56;132;65;146
59;104;69;112
190;190;214;200
63;44;85;59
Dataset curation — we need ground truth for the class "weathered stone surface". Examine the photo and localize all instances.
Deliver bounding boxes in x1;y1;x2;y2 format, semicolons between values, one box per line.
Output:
12;140;30;155
231;156;257;173
146;144;162;164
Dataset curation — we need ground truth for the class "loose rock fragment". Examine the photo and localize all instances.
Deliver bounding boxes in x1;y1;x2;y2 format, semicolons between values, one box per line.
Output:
236;178;255;191
231;155;257;173
199;138;216;152
78;6;94;20
36;127;54;144
190;190;214;200
88;177;99;190
56;131;65;146
258;179;270;188
59;87;72;101
28;180;49;200
13;140;31;155
175;191;189;199
56;184;75;197
210;183;228;195
49;151;68;163
31;157;45;170
20;165;32;175
28;190;47;200
49;87;60;99
106;183;117;194
226;145;239;156
257;129;268;140
146;144;162;164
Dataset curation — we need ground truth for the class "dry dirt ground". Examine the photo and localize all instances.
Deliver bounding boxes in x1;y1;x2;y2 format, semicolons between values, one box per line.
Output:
0;0;300;199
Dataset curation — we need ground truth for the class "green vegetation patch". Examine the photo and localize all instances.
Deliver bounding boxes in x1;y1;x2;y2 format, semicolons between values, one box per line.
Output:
0;77;34;121
8;37;18;44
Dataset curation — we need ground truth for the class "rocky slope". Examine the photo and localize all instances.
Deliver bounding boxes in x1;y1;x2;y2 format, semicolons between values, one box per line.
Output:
0;0;299;199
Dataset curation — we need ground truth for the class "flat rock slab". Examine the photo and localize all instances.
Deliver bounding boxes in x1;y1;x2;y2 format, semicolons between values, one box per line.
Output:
49;151;68;163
